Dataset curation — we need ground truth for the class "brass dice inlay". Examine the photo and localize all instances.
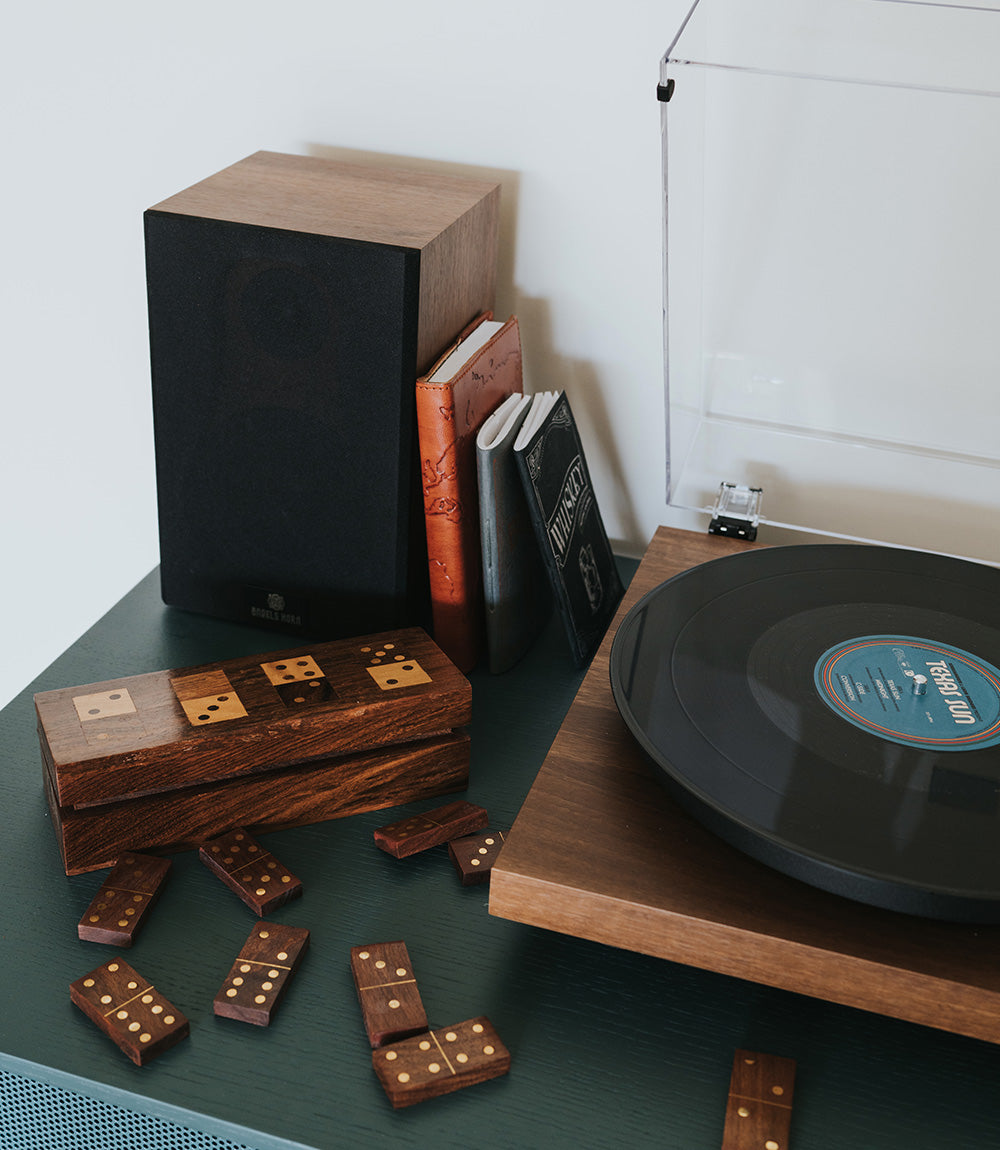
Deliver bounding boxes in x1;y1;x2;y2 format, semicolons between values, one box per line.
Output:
366;659;432;690
171;670;248;725
260;655;325;686
179;693;249;725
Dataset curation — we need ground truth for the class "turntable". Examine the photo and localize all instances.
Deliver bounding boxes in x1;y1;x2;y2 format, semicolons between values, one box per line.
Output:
491;0;1000;1044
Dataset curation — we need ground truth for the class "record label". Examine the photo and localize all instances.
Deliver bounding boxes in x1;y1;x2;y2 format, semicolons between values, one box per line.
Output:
813;635;1000;752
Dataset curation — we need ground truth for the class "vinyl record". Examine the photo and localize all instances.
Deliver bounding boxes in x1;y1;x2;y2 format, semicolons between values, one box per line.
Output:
609;543;1000;922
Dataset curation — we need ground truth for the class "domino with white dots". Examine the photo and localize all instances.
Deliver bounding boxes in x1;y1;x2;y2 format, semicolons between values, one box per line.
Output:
373;800;488;858
447;828;506;885
77;853;171;947
350;941;428;1047
214;922;310;1026
199;827;303;915
69;957;189;1066
372;1017;510;1108
721;1049;796;1150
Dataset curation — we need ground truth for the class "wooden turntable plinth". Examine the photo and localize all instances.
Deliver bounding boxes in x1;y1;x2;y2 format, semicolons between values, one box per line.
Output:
489;526;1000;1044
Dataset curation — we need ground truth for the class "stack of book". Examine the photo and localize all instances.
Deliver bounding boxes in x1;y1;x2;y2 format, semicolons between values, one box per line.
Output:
416;315;623;674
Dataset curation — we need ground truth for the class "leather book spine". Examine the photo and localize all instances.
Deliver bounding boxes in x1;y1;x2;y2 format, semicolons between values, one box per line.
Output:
416;316;523;671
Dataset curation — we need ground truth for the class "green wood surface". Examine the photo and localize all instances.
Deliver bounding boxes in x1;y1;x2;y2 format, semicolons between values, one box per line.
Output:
2;565;1000;1148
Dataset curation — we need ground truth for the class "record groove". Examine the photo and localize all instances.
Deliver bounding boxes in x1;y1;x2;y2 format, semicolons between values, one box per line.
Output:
609;544;1000;922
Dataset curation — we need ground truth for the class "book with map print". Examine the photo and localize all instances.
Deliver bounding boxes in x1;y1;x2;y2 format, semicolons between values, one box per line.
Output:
416;314;523;671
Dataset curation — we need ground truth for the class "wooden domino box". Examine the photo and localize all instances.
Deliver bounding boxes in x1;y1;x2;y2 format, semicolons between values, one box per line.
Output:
37;628;471;874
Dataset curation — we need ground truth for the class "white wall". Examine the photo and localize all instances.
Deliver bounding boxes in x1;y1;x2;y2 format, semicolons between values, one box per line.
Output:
0;0;691;707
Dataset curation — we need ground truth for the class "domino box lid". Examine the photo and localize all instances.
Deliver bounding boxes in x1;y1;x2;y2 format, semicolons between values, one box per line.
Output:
36;628;470;810
661;0;1000;563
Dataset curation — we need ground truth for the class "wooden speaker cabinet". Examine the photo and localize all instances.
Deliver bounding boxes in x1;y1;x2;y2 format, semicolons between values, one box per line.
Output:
145;151;500;637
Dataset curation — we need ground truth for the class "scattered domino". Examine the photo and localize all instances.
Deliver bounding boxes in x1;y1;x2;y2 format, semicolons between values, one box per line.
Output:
77;853;171;946
69;957;189;1066
350;941;429;1047
447;829;506;885
213;922;310;1026
372;1017;510;1108
199;827;302;915
721;1049;796;1150
373;800;488;858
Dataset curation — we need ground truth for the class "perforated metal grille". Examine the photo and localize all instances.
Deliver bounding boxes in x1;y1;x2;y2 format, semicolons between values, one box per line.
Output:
0;1068;256;1150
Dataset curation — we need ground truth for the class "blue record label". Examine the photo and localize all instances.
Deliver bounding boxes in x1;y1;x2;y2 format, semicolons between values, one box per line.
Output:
814;635;1000;751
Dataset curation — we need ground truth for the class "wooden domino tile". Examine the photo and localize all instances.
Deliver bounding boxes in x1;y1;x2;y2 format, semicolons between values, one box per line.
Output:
373;800;488;858
448;829;506;885
77;853;171;946
350;941;428;1047
721;1049;797;1150
213;922;310;1026
372;1017;510;1108
69;957;189;1066
199;827;302;915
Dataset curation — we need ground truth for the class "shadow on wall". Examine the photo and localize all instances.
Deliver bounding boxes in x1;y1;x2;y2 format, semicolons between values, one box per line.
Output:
308;141;521;319
306;142;641;553
513;292;642;555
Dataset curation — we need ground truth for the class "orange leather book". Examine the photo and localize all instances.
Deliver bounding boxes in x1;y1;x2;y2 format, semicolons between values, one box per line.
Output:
416;314;523;671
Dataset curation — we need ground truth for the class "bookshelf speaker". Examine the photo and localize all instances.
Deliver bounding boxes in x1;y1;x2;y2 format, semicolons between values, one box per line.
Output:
144;151;499;638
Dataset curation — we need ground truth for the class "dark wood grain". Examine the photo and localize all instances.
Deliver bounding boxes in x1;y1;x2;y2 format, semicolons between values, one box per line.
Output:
350;941;428;1047
373;799;488;858
721;1050;796;1150
199;828;302;915
36;627;470;809
213;922;309;1026
448;829;506;885
371;1017;510;1108
69;957;188;1066
77;853;171;946
148;149;494;261
489;525;1000;1044
46;732;470;875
